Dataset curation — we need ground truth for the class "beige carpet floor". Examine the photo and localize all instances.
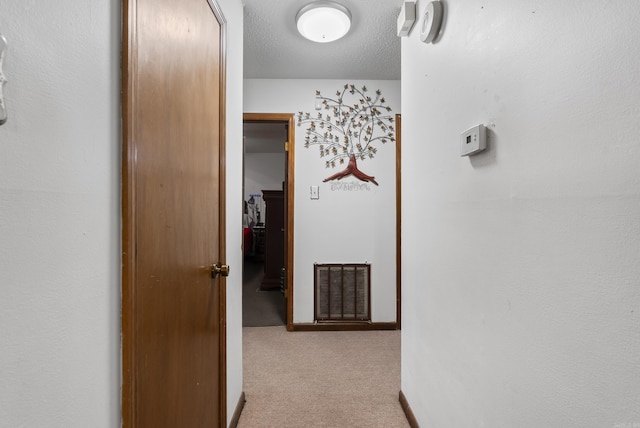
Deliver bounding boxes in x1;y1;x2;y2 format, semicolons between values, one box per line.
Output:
238;326;410;428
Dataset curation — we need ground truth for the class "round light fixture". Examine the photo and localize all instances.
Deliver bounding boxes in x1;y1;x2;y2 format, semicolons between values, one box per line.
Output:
296;1;352;43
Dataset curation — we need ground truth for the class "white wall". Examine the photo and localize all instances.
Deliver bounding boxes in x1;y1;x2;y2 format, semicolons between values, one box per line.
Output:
0;1;120;426
0;0;245;426
244;79;400;323
217;0;245;424
401;1;640;427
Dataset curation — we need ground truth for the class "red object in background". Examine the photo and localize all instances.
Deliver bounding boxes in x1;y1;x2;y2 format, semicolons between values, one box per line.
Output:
243;227;253;256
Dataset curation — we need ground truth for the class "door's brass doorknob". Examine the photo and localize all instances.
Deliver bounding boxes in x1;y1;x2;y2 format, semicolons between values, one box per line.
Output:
211;263;230;278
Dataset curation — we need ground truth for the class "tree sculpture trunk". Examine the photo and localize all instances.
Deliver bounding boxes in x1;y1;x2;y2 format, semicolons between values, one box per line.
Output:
323;154;379;186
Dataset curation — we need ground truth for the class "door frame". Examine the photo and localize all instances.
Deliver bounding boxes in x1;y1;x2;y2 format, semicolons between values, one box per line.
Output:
243;113;295;331
121;0;228;425
395;114;402;329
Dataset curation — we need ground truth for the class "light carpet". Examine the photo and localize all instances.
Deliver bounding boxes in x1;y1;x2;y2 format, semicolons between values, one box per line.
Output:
238;326;409;428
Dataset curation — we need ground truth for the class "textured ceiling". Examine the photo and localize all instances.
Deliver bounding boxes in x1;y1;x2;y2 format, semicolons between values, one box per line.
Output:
243;0;404;80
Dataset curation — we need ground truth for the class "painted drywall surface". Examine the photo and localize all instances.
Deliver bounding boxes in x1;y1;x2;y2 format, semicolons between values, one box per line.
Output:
245;152;285;218
0;0;245;426
244;79;400;323
401;1;640;427
218;0;245;424
0;0;120;426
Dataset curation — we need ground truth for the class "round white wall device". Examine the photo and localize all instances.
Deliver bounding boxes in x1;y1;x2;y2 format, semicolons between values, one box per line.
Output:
420;1;443;43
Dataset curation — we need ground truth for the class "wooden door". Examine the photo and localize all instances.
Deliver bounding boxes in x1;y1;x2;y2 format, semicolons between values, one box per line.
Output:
122;0;227;426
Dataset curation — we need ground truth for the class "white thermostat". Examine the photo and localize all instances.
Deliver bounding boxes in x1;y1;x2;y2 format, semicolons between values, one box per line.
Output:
460;125;486;156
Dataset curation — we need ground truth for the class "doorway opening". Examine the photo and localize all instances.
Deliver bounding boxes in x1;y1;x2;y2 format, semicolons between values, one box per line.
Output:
242;113;295;331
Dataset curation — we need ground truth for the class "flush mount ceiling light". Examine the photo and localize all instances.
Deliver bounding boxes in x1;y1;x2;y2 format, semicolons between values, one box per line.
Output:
296;1;352;43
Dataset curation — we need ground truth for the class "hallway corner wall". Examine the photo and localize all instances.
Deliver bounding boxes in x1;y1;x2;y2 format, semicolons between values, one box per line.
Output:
0;1;121;426
0;0;245;426
401;1;640;426
217;0;245;424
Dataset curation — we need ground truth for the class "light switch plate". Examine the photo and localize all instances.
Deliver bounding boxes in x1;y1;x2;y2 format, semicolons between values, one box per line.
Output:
310;185;319;200
460;124;486;156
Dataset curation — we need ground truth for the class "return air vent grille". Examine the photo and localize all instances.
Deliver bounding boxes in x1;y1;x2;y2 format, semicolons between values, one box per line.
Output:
314;263;370;321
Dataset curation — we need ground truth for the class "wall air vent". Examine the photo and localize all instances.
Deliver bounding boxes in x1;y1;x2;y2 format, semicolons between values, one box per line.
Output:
314;263;371;321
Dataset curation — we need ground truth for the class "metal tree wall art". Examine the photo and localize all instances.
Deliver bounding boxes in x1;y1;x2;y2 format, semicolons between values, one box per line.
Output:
297;84;395;186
